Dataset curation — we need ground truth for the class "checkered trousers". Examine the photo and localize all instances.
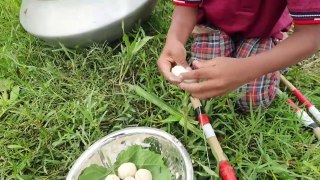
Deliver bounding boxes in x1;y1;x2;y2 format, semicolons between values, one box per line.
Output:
190;29;280;112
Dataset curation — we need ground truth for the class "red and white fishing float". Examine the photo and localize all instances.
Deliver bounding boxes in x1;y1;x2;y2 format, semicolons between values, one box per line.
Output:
277;89;320;140
190;97;237;180
280;75;320;124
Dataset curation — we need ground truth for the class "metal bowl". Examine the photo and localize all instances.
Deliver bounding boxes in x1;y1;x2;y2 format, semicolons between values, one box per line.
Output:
19;0;157;47
66;127;194;180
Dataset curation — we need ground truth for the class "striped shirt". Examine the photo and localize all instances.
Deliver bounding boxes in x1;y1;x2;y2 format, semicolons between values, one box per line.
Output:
173;0;320;38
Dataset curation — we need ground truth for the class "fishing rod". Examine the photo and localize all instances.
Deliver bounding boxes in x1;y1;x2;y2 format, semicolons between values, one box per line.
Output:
190;97;237;180
280;75;320;124
277;89;320;140
172;65;236;179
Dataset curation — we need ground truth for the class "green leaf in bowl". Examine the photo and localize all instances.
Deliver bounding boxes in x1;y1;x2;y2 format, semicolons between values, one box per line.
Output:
78;145;173;180
114;145;172;180
79;164;112;180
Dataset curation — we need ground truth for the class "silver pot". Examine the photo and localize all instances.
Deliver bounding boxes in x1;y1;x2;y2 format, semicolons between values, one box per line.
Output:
66;127;194;180
20;0;157;47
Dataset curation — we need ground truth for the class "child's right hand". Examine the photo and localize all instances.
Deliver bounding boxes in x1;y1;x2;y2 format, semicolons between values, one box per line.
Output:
157;40;189;84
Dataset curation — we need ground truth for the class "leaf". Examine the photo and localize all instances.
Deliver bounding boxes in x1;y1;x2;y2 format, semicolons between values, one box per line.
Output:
0;99;5;106
0;79;13;91
178;118;202;138
122;31;131;54
1;91;9;101
303;161;320;175
130;84;203;137
9;85;20;102
161;115;180;123
130;85;182;117
7;145;23;149
114;145;172;180
79;164;112;180
196;160;219;177
132;36;153;55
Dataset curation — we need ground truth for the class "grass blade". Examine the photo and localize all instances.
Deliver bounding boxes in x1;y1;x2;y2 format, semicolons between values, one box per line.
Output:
130;84;202;137
130;85;182;118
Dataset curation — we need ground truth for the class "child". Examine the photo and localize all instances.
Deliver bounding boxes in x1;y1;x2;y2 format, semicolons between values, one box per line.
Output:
157;0;320;111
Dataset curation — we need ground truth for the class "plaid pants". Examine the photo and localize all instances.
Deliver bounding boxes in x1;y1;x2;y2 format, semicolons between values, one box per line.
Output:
190;28;280;112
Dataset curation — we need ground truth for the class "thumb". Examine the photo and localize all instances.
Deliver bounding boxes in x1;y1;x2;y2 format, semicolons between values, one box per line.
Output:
171;51;188;68
177;60;189;68
192;59;217;69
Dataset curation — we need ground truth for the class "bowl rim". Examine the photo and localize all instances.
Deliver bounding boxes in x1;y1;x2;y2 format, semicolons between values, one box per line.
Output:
66;127;194;180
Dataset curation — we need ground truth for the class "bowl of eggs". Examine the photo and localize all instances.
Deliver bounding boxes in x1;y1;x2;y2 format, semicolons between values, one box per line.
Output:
66;127;194;180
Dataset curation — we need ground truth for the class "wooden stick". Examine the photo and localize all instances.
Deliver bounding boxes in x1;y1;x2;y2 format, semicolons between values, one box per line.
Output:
280;75;296;91
190;97;236;180
314;127;320;140
190;97;227;161
280;75;320;124
277;89;320;141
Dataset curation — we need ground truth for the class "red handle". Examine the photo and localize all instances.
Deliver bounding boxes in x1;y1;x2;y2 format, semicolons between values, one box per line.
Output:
197;114;210;125
219;160;237;180
292;90;312;108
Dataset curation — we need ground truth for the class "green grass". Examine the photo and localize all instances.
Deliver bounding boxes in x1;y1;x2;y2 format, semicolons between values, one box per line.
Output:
1;0;320;179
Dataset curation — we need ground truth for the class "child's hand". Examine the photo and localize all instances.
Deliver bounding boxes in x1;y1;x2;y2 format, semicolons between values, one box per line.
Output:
178;58;255;99
157;40;189;84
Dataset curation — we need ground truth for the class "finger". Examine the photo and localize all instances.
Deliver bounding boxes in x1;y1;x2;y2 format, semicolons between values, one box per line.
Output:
179;80;227;99
176;59;189;68
179;80;215;94
180;68;213;81
191;90;225;99
168;45;188;67
188;82;238;99
157;57;183;83
192;59;217;69
185;66;192;71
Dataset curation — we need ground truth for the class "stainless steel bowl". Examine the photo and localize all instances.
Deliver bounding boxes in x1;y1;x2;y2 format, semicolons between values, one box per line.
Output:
19;0;157;47
66;127;194;180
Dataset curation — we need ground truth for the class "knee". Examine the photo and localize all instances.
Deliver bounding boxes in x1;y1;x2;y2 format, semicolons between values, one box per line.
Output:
235;71;280;112
236;91;277;112
235;82;279;112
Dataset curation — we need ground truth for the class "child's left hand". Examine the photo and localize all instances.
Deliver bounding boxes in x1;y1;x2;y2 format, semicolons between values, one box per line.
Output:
178;58;256;99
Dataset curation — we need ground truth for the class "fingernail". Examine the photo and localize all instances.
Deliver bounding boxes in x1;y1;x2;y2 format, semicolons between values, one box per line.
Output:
192;60;200;69
192;60;199;64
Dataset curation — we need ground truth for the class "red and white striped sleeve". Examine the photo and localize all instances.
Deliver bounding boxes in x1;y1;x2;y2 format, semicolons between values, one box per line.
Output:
173;0;201;7
287;0;320;25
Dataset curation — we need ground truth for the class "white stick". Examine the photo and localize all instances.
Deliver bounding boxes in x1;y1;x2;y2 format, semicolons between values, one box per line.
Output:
308;105;320;124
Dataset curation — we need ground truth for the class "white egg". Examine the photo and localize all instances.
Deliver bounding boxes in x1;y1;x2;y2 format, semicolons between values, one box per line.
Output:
117;162;137;179
171;65;189;77
171;65;196;83
124;177;136;180
105;174;120;180
135;169;152;180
